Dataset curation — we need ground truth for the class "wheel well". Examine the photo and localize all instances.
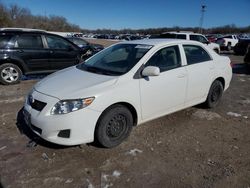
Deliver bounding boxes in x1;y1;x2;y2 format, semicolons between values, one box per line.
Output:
0;59;24;74
228;42;232;46
215;77;225;89
102;102;138;126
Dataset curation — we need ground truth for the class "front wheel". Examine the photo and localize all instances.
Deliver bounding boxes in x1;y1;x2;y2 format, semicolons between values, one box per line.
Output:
204;80;224;108
95;105;133;148
0;63;22;85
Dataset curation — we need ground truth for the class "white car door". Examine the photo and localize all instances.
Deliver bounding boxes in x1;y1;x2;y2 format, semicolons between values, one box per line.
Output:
182;44;214;106
139;45;187;120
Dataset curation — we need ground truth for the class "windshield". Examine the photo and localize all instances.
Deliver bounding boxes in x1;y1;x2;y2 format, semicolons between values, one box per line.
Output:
77;43;152;76
68;38;88;46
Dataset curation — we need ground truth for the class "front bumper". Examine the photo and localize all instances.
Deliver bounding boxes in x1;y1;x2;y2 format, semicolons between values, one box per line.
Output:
23;89;101;146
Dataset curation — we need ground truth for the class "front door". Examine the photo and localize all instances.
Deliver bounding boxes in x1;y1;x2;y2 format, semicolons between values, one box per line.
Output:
44;35;79;70
139;45;187;120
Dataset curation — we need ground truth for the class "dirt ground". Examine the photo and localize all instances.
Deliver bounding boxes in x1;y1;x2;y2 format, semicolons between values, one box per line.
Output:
0;42;250;188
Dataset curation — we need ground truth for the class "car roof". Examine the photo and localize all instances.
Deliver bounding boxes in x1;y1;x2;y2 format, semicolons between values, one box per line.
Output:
121;39;202;46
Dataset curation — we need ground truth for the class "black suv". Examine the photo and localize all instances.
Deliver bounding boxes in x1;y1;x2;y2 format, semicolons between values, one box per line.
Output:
0;29;85;85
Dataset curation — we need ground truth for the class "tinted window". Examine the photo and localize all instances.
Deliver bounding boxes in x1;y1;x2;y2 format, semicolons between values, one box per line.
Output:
183;45;212;65
146;45;181;72
46;35;73;49
190;35;208;43
15;35;43;48
0;34;14;48
176;34;186;39
160;33;176;38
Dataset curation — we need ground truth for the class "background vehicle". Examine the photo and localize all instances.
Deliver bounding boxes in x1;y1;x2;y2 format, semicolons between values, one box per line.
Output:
234;38;250;55
23;39;232;148
216;35;239;51
244;45;250;71
159;31;221;53
66;37;104;58
0;29;85;85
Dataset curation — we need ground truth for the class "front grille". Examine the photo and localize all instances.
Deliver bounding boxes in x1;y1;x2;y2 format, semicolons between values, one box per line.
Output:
30;99;47;111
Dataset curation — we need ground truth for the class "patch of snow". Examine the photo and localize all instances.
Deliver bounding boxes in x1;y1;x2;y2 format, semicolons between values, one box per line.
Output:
112;170;121;178
227;112;242;117
65;178;73;184
0;146;7;151
192;109;221;120
86;179;94;188
126;149;143;156
157;141;162;144
241;99;250;105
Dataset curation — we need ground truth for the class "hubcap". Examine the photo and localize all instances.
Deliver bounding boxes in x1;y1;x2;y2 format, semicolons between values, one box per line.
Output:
1;67;19;83
106;114;126;138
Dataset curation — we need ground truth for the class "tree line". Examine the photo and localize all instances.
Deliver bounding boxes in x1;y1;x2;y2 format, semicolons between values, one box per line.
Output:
1;2;249;35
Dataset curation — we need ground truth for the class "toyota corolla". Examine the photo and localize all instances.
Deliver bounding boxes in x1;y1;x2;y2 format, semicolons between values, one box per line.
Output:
23;39;232;148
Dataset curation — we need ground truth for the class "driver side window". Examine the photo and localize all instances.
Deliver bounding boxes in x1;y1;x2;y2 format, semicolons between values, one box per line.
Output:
145;45;181;72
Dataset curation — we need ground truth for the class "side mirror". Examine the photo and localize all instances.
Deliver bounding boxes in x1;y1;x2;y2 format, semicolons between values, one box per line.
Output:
142;66;160;77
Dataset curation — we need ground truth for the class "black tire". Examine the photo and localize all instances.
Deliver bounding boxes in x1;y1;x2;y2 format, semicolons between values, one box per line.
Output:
0;63;22;85
95;105;133;148
204;80;224;108
227;43;232;51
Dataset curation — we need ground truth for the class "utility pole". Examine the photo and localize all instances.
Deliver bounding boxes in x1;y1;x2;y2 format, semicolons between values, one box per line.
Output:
199;5;206;34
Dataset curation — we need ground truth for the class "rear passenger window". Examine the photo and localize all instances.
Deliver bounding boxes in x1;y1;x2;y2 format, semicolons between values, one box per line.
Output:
15;35;43;49
183;45;212;65
176;34;186;39
146;45;181;72
0;34;14;48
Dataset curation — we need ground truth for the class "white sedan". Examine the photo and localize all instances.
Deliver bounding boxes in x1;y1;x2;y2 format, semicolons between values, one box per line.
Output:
23;39;232;148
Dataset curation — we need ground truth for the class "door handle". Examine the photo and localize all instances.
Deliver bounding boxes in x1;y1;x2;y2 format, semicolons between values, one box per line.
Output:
177;73;186;78
49;50;54;54
17;50;23;53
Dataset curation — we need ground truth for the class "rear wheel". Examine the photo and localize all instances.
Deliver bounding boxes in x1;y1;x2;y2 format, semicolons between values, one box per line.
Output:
227;43;232;51
0;63;22;85
95;105;133;148
204;80;224;108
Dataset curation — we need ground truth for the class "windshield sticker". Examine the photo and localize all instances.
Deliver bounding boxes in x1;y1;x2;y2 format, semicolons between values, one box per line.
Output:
135;45;153;49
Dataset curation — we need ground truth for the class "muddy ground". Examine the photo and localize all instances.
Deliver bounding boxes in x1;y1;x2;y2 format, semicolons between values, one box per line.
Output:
0;44;250;188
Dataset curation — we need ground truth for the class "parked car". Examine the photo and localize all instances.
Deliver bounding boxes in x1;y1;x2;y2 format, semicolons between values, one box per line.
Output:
244;45;250;71
0;29;86;85
216;35;239;51
234;38;250;55
23;39;232;148
66;37;104;58
159;32;221;53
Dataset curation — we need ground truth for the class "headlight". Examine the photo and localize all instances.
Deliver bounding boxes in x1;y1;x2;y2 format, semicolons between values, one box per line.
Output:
51;97;95;115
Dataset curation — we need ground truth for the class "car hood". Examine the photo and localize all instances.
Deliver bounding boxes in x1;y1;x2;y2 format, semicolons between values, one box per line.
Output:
34;66;118;99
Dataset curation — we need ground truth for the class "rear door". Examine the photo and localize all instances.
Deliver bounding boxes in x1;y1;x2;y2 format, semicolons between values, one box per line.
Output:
13;34;50;72
182;44;214;106
44;35;80;70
